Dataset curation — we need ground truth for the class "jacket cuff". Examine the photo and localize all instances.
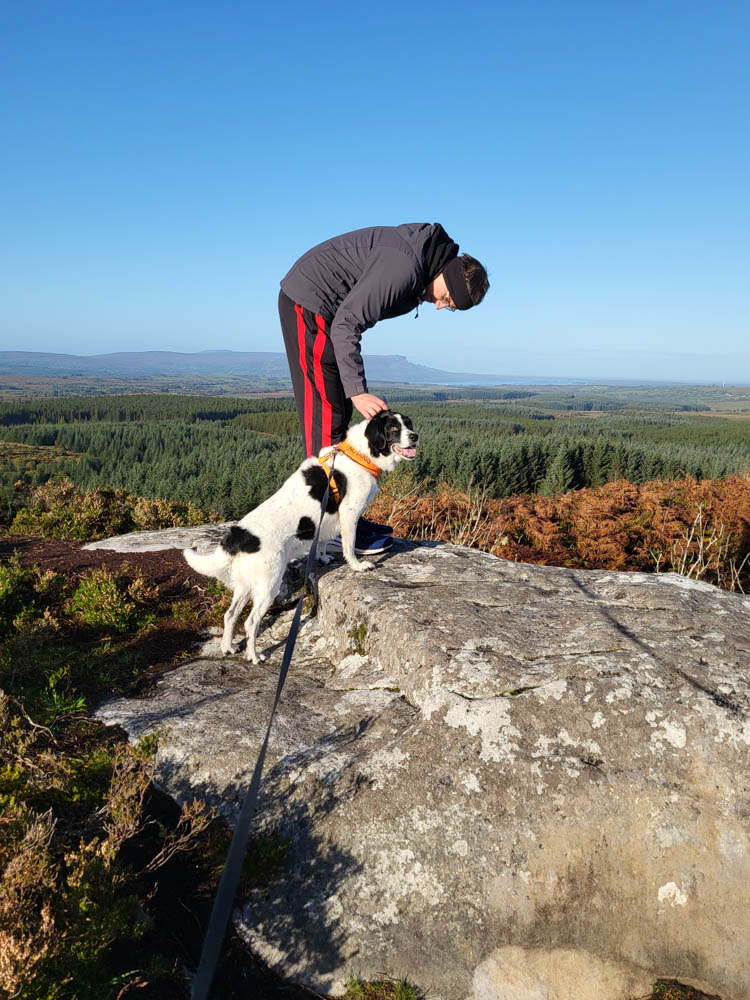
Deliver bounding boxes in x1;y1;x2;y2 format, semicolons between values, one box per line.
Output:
345;380;368;398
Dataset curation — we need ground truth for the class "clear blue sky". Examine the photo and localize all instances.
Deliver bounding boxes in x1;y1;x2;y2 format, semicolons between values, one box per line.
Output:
2;0;748;382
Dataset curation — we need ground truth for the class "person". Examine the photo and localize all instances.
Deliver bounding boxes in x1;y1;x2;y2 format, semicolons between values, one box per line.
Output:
278;222;490;553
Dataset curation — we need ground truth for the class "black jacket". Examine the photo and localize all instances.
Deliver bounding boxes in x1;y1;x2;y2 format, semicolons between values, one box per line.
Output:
280;223;458;397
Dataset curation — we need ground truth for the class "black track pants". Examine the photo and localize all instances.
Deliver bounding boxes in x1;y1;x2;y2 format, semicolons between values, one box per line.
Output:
279;290;353;458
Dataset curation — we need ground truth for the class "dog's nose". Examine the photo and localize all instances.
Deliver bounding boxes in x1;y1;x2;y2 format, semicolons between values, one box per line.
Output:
409;432;419;443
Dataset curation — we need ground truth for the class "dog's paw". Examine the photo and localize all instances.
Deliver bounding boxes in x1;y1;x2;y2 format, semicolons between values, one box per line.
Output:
317;552;334;565
351;559;375;572
246;651;266;664
220;643;234;656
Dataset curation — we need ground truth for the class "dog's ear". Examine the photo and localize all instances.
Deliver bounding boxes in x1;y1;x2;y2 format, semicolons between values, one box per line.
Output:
364;411;390;457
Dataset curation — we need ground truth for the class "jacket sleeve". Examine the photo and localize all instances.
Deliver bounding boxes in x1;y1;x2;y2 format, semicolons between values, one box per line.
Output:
329;248;421;397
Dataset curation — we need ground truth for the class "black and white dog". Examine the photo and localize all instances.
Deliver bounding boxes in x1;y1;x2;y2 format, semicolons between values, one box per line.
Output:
184;410;417;663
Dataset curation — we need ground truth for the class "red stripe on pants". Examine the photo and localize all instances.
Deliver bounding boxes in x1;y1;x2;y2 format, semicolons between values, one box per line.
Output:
294;302;313;457
312;313;333;449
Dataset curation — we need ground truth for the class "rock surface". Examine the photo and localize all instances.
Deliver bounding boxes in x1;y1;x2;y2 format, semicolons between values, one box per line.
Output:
85;522;233;554
90;530;750;1000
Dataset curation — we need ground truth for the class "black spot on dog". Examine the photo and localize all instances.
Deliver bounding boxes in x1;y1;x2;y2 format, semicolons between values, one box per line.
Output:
221;525;261;555
296;515;316;540
303;465;346;513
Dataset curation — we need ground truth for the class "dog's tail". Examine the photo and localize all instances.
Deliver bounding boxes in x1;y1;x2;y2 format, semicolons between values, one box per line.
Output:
183;545;230;578
183;525;261;581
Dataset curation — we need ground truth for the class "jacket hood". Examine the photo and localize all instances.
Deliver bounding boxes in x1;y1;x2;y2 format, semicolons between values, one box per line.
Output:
420;223;459;287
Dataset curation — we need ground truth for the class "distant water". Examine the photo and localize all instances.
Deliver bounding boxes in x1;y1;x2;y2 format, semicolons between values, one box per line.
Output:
423;375;731;387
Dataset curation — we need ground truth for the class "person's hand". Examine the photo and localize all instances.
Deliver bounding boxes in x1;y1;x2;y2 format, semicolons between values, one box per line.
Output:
351;393;389;419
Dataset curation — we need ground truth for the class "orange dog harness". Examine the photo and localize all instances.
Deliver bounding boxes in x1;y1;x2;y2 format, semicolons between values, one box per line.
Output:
317;441;381;506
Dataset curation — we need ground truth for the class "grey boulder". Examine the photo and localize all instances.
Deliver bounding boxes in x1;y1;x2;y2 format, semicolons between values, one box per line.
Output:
93;535;750;1000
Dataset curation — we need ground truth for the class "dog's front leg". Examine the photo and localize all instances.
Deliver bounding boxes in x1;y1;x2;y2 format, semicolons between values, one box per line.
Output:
340;515;374;573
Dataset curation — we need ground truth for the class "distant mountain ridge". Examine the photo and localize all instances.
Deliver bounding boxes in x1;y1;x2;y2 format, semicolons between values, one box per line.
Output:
0;350;505;386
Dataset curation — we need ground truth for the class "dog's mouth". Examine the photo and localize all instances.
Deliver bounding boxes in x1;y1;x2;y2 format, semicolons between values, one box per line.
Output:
392;444;417;460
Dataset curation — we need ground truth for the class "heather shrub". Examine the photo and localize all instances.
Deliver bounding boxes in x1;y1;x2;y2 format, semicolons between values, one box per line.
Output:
130;494;212;530
0;555;40;636
0;800;57;996
0;533;221;995
10;477;220;540
0;710;213;999
68;565;155;633
10;479;134;540
0;558;24;634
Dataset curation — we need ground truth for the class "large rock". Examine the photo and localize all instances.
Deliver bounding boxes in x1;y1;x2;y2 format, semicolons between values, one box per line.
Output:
85;523;233;553
93;534;750;1000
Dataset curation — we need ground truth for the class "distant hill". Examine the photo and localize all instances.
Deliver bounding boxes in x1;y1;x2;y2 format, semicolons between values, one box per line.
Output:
0;350;506;386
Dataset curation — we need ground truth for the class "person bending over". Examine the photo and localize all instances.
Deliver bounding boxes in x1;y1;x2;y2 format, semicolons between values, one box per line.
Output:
278;222;489;553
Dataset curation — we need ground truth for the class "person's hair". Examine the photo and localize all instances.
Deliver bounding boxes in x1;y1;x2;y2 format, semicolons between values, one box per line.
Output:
460;254;490;306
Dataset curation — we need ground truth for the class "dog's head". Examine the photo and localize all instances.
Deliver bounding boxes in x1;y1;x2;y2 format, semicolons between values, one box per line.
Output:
363;410;418;467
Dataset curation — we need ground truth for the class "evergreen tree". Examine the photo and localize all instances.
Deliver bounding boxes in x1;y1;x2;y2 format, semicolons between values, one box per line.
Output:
539;445;578;496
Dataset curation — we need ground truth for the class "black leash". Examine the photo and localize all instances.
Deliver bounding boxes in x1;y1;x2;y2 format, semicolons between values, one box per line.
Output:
190;458;336;1000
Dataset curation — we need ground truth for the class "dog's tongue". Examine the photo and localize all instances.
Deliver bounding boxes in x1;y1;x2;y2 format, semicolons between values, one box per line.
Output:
401;447;417;458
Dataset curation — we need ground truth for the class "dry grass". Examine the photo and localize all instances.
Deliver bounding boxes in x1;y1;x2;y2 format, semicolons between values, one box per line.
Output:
368;473;750;593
